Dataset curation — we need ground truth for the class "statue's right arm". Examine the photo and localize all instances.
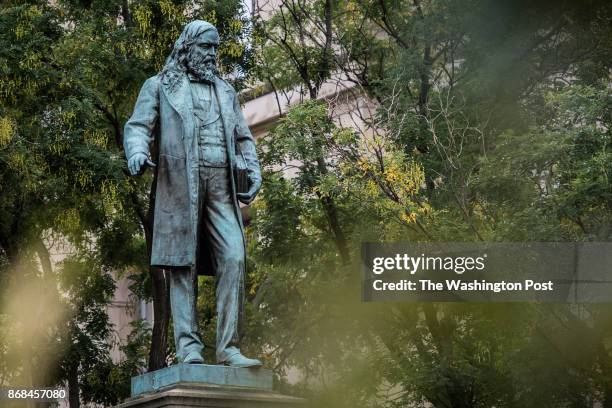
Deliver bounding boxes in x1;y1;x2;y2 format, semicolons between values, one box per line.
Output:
123;76;160;174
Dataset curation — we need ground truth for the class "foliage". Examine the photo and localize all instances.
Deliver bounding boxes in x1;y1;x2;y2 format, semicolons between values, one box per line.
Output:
0;0;251;405
0;0;610;406
247;0;612;407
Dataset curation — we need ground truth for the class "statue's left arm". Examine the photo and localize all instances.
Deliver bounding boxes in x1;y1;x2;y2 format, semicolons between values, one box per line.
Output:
233;93;262;203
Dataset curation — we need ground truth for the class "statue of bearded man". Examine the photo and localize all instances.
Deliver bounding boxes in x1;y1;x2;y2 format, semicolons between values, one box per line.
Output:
123;20;262;367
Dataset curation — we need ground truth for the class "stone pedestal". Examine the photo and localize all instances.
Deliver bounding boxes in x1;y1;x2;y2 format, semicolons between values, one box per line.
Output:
115;364;306;408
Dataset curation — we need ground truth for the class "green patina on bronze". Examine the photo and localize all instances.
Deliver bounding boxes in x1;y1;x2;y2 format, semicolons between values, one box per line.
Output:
123;20;262;367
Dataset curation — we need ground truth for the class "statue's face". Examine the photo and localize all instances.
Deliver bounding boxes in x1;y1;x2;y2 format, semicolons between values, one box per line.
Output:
192;30;219;63
186;30;220;83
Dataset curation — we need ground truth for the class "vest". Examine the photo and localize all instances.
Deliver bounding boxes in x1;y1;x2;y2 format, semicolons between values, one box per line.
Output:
190;80;227;167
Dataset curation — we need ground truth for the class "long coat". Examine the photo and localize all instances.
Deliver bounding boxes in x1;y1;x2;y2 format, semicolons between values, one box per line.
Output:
123;72;261;274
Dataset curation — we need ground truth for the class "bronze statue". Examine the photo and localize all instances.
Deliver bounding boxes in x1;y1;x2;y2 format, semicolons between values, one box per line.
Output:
124;20;262;367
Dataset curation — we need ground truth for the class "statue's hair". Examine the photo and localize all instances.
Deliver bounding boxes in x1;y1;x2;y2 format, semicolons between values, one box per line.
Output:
160;20;219;90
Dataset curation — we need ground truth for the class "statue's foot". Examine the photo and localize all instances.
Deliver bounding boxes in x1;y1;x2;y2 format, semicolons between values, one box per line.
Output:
184;351;204;364
221;352;263;368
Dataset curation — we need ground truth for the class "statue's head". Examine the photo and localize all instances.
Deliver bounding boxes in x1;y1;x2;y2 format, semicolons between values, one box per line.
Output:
162;20;220;84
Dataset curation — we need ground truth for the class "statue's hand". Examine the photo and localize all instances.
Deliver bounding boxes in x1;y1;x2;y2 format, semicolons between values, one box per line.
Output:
128;153;156;176
236;178;261;205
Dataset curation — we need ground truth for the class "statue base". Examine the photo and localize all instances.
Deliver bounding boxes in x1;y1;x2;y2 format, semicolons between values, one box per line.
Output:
115;364;306;408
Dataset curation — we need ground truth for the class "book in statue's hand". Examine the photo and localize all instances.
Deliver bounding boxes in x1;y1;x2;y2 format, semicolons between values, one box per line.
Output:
234;147;250;194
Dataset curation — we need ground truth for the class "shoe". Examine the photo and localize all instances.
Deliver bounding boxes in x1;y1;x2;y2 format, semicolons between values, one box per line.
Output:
222;352;263;368
184;351;204;364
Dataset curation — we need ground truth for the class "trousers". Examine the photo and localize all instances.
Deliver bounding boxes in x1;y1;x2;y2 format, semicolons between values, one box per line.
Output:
169;166;245;363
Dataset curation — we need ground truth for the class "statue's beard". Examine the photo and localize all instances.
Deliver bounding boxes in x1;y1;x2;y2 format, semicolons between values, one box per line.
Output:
186;51;218;83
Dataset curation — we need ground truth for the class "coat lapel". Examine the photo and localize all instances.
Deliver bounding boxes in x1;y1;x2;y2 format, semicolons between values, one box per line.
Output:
214;77;236;166
161;73;199;254
161;75;193;138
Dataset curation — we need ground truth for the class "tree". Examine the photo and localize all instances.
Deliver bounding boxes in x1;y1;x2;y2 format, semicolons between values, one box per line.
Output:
0;0;253;405
247;0;612;407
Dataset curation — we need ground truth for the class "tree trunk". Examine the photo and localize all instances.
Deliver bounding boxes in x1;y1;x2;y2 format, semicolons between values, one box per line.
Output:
67;361;80;408
148;267;170;370
145;168;171;371
316;158;350;264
